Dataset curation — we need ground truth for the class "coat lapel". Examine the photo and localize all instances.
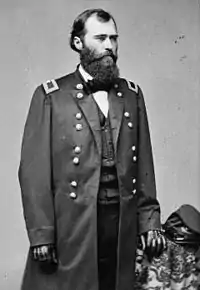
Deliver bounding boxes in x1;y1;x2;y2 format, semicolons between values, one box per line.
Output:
108;88;124;154
76;94;102;156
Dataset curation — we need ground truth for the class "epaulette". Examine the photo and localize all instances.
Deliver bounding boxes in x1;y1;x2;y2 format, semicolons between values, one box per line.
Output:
126;80;138;94
42;79;59;94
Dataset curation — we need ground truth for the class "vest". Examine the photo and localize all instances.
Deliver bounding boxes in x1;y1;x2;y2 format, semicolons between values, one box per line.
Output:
95;99;120;204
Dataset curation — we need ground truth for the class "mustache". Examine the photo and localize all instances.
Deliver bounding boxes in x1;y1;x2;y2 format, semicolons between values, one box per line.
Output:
95;51;117;62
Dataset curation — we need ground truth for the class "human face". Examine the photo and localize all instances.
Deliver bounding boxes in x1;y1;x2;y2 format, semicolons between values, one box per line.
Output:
83;14;118;63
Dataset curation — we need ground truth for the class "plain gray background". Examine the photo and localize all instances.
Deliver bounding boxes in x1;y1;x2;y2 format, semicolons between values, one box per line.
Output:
1;0;200;289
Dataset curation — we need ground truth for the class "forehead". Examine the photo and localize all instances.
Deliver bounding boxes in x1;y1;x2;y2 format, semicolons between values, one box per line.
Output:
84;14;117;36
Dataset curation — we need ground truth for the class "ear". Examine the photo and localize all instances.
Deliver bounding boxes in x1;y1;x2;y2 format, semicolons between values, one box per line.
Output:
73;36;83;51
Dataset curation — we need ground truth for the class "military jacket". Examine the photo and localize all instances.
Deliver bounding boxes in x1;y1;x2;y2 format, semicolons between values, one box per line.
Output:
19;68;161;290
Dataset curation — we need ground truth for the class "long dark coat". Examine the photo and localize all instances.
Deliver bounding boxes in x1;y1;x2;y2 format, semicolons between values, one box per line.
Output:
18;68;161;290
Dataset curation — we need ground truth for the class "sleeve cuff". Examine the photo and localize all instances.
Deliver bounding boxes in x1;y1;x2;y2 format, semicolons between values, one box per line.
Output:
28;226;55;246
138;211;161;235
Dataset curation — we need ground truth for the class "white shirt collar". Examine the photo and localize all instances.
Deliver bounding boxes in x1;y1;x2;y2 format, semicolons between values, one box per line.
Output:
79;64;93;82
78;65;108;117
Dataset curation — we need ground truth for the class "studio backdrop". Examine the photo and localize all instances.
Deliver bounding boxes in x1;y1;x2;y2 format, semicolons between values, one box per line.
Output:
0;0;199;289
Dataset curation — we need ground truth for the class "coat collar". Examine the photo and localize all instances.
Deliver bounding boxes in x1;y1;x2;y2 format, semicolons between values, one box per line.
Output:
78;64;93;82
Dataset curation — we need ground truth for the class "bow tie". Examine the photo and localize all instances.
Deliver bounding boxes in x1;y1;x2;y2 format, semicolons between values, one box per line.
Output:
86;80;112;93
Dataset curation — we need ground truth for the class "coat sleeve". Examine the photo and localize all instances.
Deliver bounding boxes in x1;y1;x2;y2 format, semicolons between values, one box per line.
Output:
18;86;55;247
136;86;161;235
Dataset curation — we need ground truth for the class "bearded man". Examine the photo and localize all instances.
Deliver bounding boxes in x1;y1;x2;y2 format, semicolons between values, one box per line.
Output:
19;8;166;290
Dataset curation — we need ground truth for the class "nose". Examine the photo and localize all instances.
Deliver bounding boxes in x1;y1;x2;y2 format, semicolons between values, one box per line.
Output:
104;37;113;50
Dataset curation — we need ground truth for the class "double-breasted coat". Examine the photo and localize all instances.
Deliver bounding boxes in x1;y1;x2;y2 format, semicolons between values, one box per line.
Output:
18;68;161;290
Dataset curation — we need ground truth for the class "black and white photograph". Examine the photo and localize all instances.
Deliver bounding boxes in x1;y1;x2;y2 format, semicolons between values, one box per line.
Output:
1;1;200;289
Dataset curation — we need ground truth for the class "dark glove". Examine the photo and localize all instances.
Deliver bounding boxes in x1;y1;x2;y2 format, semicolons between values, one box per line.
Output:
139;229;167;261
31;244;57;264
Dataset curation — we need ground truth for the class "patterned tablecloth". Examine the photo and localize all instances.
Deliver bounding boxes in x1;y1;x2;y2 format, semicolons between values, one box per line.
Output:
135;240;200;290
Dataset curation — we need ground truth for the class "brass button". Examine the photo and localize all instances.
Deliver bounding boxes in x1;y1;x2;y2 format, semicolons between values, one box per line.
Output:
76;92;83;99
73;157;79;165
132;178;136;184
69;192;77;199
74;146;81;154
124;112;130;118
117;92;123;97
128;122;133;128
132;145;136;151
132;189;137;195
76;124;83;131
75;113;82;120
71;181;77;187
114;84;118;89
76;83;83;90
133;156;137;162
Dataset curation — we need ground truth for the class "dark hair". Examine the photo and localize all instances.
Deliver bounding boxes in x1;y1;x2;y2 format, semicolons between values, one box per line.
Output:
70;9;117;52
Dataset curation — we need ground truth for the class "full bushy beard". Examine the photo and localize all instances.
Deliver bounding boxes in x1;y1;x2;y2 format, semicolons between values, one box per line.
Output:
80;46;120;87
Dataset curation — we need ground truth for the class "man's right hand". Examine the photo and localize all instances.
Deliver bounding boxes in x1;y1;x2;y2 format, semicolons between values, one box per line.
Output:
139;230;167;261
31;244;57;264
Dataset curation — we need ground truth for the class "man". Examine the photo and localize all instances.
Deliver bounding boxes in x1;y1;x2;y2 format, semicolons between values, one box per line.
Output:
19;8;166;290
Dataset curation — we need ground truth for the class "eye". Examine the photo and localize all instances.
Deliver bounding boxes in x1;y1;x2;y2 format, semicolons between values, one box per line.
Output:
110;35;118;42
95;35;107;42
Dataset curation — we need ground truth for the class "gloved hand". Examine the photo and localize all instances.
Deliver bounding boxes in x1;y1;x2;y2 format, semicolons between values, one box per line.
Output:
31;244;57;264
139;229;167;261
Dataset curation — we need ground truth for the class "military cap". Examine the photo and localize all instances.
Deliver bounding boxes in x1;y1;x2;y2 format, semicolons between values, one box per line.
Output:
169;204;200;235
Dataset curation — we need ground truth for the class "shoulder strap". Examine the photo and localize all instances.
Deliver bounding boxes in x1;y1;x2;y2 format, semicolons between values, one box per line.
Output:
126;80;139;94
42;79;59;94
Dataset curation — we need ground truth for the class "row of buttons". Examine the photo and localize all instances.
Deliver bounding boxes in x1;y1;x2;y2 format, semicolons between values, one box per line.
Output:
69;84;84;198
75;91;123;100
69;187;137;200
76;83;83;100
126;108;136;167
132;144;137;195
75;82;123;98
70;84;84;197
69;179;78;199
124;110;134;129
72;144;81;165
76;83;121;90
71;140;82;198
132;145;137;162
